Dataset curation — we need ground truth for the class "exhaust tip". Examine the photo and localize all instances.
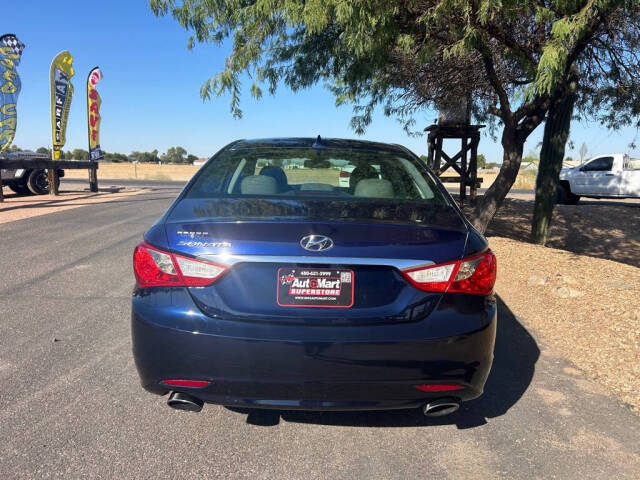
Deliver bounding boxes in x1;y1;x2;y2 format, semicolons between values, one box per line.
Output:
422;397;460;417
167;391;204;412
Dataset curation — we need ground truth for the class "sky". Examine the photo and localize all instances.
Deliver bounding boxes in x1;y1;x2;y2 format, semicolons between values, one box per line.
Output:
5;0;640;161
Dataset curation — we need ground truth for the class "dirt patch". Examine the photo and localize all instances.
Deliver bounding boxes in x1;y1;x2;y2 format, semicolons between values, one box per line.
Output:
486;197;640;268
483;196;640;411
0;187;149;224
63;163;199;181
65;162;343;185
491;235;640;413
480;170;537;190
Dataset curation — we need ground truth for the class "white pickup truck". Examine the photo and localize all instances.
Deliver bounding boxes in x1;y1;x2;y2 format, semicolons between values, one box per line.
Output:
558;153;640;204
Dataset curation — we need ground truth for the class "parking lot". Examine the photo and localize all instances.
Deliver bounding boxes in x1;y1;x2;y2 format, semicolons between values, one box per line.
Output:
1;184;639;479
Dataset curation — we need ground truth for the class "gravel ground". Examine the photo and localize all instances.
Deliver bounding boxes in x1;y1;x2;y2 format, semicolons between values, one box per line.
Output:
484;198;640;413
486;197;640;268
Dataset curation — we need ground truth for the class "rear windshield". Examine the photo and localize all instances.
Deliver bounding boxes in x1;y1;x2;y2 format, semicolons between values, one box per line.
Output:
185;147;449;205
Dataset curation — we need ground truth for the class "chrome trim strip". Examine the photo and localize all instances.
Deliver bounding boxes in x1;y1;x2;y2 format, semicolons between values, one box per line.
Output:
197;254;434;270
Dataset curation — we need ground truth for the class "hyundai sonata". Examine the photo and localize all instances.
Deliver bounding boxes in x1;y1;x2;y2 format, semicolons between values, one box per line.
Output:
132;137;497;416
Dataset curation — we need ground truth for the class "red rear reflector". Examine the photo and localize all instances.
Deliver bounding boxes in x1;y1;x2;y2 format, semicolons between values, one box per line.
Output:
161;379;211;388
415;384;464;392
339;170;351;177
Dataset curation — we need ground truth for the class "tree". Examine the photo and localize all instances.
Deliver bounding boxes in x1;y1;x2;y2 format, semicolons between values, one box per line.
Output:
531;73;578;244
531;0;640;244
522;150;540;166
72;149;90;160
187;154;199;165
477;154;487;169
103;151;129;163
151;0;640;232
162;146;188;164
131;150;161;163
36;147;51;156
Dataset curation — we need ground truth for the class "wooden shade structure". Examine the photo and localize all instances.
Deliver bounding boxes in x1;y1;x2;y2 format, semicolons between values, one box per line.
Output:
425;124;484;206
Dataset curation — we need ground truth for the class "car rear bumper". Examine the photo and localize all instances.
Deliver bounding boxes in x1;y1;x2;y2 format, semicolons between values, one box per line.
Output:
131;289;496;411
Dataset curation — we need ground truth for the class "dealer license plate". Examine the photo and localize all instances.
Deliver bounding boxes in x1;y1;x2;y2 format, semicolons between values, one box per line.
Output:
277;268;354;308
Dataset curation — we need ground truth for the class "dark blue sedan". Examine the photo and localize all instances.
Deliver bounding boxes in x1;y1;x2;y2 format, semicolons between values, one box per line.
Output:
132;137;496;416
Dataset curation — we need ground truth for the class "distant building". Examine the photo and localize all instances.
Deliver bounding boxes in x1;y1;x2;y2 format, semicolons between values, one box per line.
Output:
192;158;207;166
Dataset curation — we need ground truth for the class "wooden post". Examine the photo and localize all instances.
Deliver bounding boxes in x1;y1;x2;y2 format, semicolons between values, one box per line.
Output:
434;136;443;176
89;163;98;192
469;133;479;203
47;168;59;195
48;150;59;195
0;167;4;203
427;135;435;171
460;136;468;205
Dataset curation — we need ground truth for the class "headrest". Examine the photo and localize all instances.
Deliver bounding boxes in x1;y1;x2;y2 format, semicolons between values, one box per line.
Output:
259;165;288;191
354;178;394;198
349;164;379;189
240;175;278;195
299;183;335;191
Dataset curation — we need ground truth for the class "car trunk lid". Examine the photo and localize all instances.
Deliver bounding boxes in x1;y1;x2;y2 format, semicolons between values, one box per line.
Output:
161;198;468;324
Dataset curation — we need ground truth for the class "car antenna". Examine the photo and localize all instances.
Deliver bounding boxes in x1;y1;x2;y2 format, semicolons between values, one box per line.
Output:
312;135;324;149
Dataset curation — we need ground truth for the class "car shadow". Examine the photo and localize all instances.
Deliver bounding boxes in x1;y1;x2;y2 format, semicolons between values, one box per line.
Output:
225;296;539;429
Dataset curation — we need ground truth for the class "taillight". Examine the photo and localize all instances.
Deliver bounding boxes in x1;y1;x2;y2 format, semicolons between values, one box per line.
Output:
402;250;496;296
133;242;227;288
133;243;181;287
449;251;497;295
339;170;351;178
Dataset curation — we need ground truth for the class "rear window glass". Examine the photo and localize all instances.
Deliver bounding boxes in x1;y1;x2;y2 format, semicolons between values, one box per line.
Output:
185;147;448;205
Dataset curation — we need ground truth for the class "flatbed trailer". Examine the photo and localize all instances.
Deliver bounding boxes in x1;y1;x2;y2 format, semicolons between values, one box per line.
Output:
0;155;98;202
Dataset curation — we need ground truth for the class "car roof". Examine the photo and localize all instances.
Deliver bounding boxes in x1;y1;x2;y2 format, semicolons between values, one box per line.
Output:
227;137;410;155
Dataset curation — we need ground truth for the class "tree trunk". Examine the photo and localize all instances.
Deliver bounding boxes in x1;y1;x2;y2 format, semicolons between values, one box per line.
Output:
531;80;577;245
471;125;524;233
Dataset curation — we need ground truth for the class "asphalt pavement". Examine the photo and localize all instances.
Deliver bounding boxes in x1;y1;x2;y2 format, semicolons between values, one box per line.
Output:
1;186;639;479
